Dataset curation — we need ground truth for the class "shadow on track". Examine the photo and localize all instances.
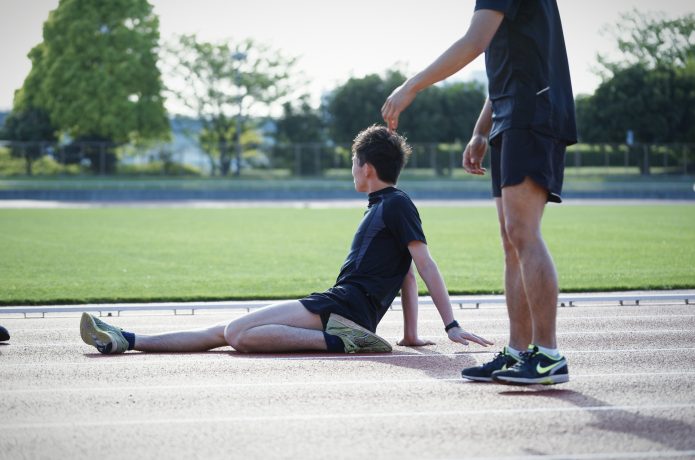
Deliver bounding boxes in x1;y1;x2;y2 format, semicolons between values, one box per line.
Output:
498;388;695;451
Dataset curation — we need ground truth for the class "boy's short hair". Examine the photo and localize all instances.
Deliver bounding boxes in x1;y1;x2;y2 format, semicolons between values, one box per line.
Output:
352;125;412;184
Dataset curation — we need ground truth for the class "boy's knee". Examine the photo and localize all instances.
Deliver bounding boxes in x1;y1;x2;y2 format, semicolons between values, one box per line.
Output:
224;323;250;353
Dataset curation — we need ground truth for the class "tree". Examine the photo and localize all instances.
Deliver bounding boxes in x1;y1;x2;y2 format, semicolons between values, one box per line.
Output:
326;71;485;144
164;34;297;176
273;97;329;175
2;107;57;175
13;0;169;173
597;10;695;76
578;11;695;146
326;71;404;144
275;97;326;144
43;0;169;143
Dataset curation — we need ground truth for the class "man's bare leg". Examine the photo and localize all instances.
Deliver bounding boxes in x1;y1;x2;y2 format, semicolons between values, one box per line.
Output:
495;197;533;352
133;300;326;353
500;178;559;349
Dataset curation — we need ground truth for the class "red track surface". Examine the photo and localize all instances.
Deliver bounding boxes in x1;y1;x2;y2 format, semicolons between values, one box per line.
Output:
2;299;695;459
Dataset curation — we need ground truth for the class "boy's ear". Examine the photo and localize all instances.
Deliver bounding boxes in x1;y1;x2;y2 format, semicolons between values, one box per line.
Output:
364;162;376;178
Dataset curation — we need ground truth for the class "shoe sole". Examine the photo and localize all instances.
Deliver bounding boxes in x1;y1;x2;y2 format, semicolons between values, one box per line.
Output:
79;312;114;353
461;374;493;382
326;314;392;353
493;374;570;385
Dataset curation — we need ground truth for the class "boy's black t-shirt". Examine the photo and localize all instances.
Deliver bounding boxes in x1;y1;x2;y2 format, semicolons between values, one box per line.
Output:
475;0;577;144
335;186;426;322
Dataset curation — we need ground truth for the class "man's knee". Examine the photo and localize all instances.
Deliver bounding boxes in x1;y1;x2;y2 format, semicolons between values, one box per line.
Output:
504;218;538;253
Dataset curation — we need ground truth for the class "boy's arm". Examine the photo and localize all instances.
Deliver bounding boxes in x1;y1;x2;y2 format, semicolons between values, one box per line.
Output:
381;9;504;130
398;264;435;347
407;240;493;347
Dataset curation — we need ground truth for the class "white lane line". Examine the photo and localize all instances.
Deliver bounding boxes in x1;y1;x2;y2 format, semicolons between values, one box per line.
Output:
2;371;694;395
472;450;695;460
4;347;695;367
3;402;694;430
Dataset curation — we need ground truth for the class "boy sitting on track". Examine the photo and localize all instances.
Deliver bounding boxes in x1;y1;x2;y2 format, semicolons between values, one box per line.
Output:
80;125;492;355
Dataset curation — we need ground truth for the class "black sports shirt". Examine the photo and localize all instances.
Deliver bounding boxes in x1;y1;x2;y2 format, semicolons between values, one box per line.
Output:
475;0;577;144
336;186;426;318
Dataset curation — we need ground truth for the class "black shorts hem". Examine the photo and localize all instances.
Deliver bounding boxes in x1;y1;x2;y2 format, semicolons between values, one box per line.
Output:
492;174;563;203
490;129;566;204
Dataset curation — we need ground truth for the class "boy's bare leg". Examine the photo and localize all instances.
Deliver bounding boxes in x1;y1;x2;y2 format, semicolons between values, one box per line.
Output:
133;300;326;353
224;300;327;353
133;323;228;352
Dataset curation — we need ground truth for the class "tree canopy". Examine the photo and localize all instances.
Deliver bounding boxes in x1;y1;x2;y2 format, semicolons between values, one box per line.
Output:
13;0;169;144
326;71;486;144
164;34;297;175
577;10;695;143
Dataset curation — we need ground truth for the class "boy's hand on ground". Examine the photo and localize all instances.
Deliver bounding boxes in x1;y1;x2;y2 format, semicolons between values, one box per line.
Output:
447;327;494;347
397;337;435;347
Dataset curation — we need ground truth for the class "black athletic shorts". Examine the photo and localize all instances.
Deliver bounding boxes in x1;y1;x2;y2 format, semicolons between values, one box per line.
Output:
300;284;379;332
490;129;567;203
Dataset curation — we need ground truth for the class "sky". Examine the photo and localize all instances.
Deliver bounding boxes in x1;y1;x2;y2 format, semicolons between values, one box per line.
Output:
1;0;694;114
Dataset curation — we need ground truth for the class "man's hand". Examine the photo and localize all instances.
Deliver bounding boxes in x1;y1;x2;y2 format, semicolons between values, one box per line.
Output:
462;134;488;175
381;82;417;131
447;327;494;347
397;336;436;347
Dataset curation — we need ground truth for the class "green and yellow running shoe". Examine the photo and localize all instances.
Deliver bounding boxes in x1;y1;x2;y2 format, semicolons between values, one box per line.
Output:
325;313;392;353
80;312;129;354
492;345;569;385
461;347;519;382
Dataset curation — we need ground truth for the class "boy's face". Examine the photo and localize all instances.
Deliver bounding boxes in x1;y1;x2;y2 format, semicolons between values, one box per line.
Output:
351;154;368;192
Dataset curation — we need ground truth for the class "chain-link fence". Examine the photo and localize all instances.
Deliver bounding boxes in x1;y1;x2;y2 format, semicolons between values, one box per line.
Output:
0;140;693;177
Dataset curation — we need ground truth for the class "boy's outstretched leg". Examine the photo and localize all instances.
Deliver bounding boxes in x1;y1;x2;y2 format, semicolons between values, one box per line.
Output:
81;300;393;355
80;313;228;354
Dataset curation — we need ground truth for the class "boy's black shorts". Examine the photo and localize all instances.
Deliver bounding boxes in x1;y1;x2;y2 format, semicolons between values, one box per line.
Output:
300;284;378;333
490;129;567;203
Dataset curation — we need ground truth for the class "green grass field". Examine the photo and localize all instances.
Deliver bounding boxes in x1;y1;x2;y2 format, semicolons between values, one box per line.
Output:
1;204;693;305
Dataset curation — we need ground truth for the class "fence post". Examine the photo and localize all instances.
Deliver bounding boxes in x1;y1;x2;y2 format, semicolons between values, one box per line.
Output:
99;143;106;176
294;145;301;176
684;145;689;176
602;144;608;168
624;144;629;174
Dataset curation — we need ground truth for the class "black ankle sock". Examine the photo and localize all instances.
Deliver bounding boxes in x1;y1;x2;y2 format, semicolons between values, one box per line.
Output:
323;332;345;353
121;331;136;350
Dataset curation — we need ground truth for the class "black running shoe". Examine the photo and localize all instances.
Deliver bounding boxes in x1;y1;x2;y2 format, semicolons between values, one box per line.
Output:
492;345;569;385
461;347;519;382
0;325;9;342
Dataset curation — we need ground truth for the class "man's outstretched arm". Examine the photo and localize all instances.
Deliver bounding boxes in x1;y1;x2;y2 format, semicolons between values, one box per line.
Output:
407;240;494;347
381;9;504;130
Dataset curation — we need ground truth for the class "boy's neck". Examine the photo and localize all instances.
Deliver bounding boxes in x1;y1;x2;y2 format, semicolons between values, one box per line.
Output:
366;181;396;194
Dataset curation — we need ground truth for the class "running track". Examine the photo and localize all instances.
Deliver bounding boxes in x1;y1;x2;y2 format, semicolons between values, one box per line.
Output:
2;296;694;459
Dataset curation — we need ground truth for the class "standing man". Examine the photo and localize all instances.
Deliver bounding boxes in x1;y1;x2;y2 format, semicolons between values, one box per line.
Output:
381;1;576;385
